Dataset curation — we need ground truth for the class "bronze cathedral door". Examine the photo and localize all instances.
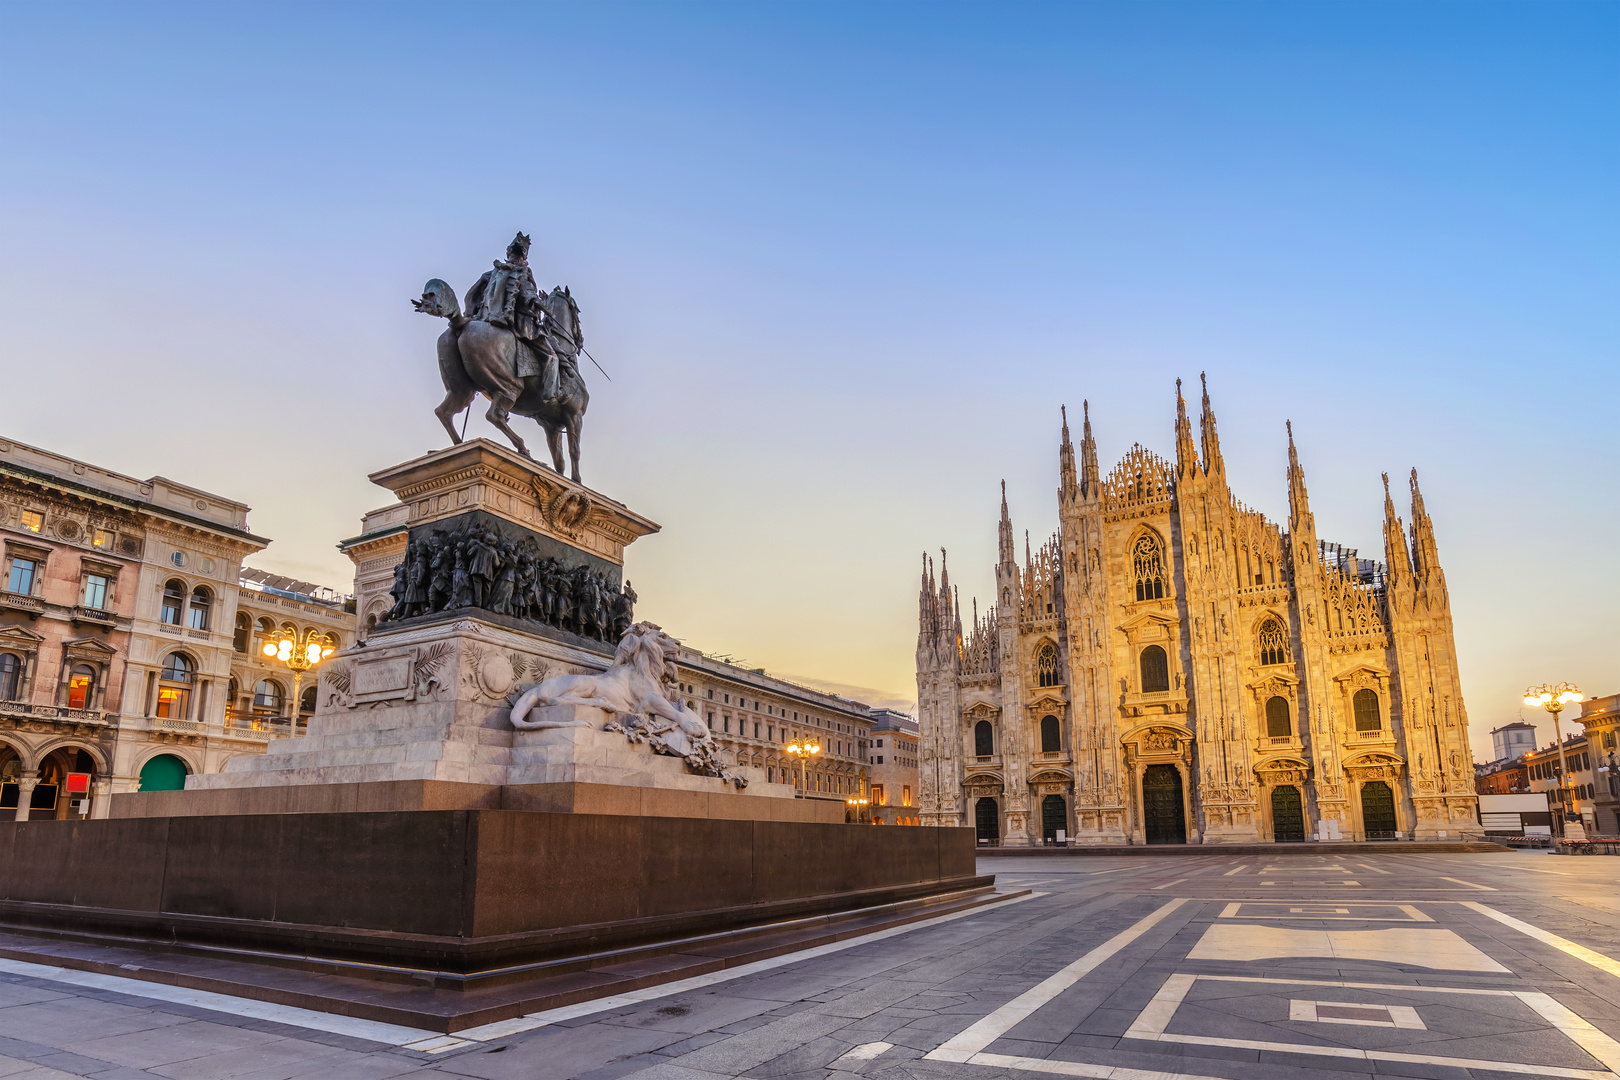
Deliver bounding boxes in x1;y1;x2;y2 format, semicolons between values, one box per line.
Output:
1271;785;1306;842
1142;765;1186;845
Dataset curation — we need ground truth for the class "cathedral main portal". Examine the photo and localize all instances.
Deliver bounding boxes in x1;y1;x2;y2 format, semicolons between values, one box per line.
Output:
1143;765;1187;845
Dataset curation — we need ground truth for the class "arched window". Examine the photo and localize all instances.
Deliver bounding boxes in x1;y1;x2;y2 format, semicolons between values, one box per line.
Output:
974;720;994;757
66;664;95;710
1133;535;1165;602
1036;642;1060;687
1353;688;1381;732
160;580;186;625
1265;695;1291;738
1040;714;1061;753
299;685;316;718
156;653;193;719
1140;645;1169;693
1258;618;1290;666
233;613;250;653
253;680;284;717
0;654;20;701
187;586;212;631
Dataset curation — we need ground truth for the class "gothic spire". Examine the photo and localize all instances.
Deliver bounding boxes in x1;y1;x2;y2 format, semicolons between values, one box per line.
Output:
1058;404;1078;497
1080;400;1099;495
1198;371;1224;477
1175;378;1198;476
998;480;1016;566
1381;473;1412;582
1408;468;1441;581
1286;420;1313;526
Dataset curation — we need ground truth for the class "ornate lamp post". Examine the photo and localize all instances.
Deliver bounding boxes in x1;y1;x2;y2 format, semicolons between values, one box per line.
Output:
846;795;871;824
786;739;820;796
1524;682;1586;840
262;629;336;728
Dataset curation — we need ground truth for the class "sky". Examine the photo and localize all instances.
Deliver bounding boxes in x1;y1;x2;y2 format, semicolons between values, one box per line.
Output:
1;2;1614;760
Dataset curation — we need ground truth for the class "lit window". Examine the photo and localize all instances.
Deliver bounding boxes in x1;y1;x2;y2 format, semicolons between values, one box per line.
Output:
82;574;109;610
19;511;42;533
66;665;94;709
92;529;114;549
7;558;37;595
155;653;194;719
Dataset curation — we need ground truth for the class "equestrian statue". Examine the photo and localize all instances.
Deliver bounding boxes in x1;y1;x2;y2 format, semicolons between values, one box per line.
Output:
413;232;590;481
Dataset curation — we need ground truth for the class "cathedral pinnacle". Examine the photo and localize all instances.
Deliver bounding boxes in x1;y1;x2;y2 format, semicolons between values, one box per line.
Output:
1286;420;1313;525
1199;371;1224;477
998;483;1016;566
1175;378;1198;476
1058;404;1078;497
1080;399;1099;494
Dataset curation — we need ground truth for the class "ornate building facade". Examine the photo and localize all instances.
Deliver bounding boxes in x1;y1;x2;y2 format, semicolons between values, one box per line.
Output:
916;378;1481;845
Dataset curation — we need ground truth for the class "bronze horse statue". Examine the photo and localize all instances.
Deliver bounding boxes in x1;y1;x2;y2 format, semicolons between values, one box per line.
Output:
413;279;589;482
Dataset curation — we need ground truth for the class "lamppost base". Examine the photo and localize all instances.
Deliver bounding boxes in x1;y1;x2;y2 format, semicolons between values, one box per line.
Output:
1564;817;1588;842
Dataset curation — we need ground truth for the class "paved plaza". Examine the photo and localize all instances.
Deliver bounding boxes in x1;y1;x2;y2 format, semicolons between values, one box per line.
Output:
0;850;1614;1079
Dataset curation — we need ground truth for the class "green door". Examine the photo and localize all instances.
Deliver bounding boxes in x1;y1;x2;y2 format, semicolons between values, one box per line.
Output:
1271;785;1306;842
138;755;188;792
1143;765;1187;844
1361;781;1397;839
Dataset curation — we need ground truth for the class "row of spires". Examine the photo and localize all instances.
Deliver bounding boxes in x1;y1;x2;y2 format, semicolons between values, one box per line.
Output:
923;376;1447;641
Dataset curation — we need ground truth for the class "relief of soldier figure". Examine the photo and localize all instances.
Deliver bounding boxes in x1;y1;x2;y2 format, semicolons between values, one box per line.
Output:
383;523;636;643
413;232;591;481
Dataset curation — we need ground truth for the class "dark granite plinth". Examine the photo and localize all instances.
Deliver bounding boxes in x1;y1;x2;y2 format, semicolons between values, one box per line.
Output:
0;811;983;983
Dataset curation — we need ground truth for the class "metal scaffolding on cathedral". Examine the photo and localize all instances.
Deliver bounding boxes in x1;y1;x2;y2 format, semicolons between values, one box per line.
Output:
915;375;1481;847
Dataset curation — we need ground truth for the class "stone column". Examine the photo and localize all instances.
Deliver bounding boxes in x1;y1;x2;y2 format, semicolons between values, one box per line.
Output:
13;774;37;822
89;779;112;820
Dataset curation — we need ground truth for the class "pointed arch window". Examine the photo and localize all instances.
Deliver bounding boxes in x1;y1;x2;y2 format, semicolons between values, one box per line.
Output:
1258;618;1290;666
1133;535;1165;601
1036;642;1060;687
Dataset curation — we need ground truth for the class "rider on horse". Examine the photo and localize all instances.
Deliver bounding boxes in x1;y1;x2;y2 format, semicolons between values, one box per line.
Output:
464;232;567;403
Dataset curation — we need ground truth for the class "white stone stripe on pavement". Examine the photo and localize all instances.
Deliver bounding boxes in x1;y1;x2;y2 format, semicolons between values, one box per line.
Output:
926;897;1189;1063
0;956;429;1046
454;888;1045;1042
1464;900;1620;979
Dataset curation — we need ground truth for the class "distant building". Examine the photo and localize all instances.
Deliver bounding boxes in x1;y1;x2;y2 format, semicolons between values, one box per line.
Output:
1524;734;1597;836
1576;692;1618;835
867;709;920;824
229;569;355;731
670;652;872;800
0;436;353;814
1488;721;1537;763
1474;759;1529;797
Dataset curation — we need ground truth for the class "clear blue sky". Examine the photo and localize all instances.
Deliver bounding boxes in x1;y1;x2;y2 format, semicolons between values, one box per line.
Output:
2;2;1614;759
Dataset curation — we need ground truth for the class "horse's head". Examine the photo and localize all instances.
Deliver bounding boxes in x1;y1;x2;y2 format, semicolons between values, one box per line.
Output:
413;279;461;320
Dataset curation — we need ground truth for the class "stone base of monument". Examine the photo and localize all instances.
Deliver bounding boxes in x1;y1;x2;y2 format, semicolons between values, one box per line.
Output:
11;440;998;1031
0;812;992;1032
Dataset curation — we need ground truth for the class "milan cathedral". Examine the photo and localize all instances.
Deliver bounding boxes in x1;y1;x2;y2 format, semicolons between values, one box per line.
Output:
916;377;1482;845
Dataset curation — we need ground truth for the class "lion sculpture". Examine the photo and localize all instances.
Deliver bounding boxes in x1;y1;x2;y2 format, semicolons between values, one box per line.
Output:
508;621;745;788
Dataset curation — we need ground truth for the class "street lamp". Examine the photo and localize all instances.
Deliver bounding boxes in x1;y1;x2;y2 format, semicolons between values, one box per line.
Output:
1524;682;1586;840
262;628;336;727
786;739;820;796
846;795;871;824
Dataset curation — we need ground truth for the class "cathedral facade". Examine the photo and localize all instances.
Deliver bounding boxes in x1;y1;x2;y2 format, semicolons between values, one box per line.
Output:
916;378;1482;846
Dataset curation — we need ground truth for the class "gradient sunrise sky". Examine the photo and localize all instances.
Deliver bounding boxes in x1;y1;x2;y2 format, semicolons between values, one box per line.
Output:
2;2;1614;760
